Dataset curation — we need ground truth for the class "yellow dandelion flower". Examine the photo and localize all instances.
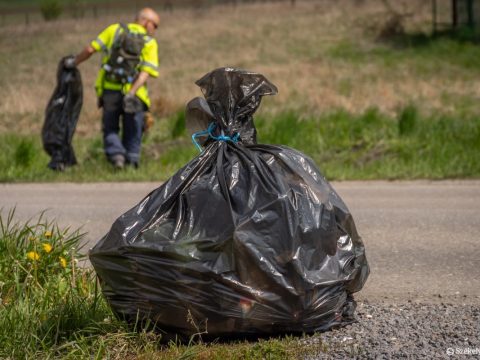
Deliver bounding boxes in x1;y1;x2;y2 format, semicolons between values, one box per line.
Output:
27;251;40;261
44;231;52;238
59;257;67;268
42;243;53;253
28;236;37;242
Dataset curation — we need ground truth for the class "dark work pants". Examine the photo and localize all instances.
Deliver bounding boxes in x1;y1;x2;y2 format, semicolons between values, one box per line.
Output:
101;90;145;165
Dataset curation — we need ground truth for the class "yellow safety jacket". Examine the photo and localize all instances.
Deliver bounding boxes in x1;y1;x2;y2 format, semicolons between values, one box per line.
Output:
90;23;159;108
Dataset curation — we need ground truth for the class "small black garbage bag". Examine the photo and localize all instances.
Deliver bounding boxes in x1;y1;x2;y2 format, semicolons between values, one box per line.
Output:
90;67;369;338
42;56;82;171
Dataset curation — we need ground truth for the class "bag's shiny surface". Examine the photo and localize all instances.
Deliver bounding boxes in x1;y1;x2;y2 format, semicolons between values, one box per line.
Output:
42;57;82;169
90;68;369;338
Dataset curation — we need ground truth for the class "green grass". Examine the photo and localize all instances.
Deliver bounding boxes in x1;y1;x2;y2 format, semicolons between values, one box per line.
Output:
256;107;480;180
328;35;480;76
0;210;332;359
0;106;478;182
0;114;197;182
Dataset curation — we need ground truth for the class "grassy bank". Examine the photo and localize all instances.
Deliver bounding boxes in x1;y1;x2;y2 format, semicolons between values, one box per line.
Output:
0;106;479;182
0;211;326;359
2;1;480;137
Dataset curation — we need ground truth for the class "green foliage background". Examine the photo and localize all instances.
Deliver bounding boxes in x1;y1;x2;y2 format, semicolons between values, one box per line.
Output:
1;105;479;182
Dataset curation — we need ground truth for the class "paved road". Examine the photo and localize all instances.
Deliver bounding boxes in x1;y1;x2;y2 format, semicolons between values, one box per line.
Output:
1;180;479;304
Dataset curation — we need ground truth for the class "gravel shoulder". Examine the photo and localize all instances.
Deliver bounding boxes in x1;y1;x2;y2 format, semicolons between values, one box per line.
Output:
307;300;480;359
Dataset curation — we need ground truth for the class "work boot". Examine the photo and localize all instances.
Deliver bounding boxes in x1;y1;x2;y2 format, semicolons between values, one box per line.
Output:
126;156;139;169
47;161;65;172
111;154;125;170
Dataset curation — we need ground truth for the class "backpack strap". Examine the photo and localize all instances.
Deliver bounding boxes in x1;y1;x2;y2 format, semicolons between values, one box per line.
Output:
118;22;150;42
112;23;124;45
119;23;129;33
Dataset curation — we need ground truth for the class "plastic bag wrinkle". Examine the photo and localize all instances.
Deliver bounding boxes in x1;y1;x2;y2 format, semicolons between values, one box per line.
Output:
90;67;369;338
42;57;83;169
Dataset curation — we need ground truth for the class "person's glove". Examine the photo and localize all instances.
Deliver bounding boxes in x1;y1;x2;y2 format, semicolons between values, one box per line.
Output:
123;93;143;114
63;56;76;70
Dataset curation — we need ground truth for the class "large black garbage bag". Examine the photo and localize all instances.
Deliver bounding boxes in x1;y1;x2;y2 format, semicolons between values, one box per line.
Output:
90;68;369;339
42;57;83;171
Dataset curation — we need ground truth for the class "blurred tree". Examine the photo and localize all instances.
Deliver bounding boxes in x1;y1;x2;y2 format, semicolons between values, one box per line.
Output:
378;0;428;39
40;0;62;21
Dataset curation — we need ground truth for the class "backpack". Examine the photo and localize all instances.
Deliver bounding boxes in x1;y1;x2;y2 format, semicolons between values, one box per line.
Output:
103;23;145;84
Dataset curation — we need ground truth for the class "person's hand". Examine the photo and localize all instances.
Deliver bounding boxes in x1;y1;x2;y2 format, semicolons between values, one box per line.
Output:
63;56;76;69
123;93;143;114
